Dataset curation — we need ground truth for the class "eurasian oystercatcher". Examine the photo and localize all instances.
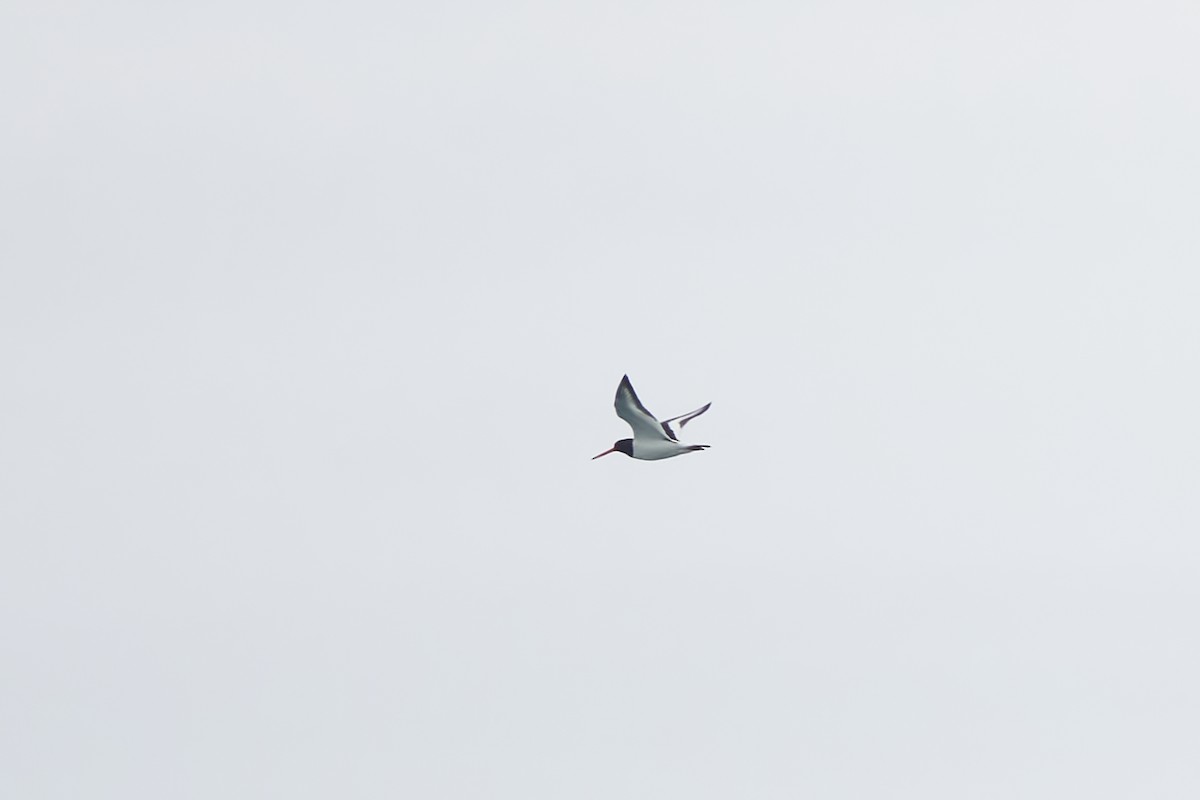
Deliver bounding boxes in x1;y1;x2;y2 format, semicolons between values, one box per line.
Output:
592;375;712;461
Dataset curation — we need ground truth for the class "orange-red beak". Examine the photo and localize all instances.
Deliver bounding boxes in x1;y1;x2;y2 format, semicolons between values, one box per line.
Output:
591;447;617;460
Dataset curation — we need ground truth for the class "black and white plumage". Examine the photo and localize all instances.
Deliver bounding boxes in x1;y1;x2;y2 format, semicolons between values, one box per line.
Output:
593;375;712;461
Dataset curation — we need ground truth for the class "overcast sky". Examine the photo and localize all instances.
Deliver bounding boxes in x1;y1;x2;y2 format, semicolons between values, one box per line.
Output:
3;1;1199;797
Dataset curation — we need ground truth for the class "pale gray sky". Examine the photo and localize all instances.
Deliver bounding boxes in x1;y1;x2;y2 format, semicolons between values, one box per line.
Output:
3;1;1199;797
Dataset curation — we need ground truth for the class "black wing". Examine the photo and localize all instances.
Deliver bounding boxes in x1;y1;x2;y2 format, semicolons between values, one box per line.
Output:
659;402;712;441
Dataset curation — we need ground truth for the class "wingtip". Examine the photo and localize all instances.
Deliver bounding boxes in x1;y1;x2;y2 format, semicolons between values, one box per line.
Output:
676;401;712;428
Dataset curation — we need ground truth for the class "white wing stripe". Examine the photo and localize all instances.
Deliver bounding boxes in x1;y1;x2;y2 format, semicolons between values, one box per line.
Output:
661;402;712;429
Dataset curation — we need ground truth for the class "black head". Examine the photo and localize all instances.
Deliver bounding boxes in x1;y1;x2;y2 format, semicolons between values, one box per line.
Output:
592;438;634;460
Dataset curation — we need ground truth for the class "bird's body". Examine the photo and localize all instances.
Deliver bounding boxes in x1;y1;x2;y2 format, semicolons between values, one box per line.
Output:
593;375;711;461
627;436;707;461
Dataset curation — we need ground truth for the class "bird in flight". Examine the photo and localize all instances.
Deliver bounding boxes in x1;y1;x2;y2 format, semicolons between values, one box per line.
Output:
592;375;712;461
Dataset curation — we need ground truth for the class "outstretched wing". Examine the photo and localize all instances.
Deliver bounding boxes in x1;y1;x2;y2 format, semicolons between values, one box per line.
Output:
614;375;673;443
659;402;712;441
